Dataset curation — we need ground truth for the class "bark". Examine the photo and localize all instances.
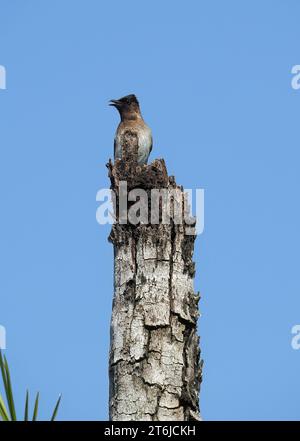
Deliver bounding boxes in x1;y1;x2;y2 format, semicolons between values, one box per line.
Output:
107;132;202;421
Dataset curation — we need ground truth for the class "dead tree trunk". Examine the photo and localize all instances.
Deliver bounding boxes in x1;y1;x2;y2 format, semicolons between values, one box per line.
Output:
108;133;202;421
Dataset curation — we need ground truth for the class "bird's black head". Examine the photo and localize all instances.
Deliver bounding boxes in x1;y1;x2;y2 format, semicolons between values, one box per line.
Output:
109;94;141;120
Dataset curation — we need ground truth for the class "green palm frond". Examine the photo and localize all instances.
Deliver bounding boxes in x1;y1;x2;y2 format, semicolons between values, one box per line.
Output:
3;355;17;420
50;394;62;421
0;351;16;420
0;351;61;421
0;395;10;421
32;392;39;421
24;390;29;421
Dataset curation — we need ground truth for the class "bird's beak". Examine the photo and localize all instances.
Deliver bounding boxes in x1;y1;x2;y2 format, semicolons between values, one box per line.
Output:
109;99;122;107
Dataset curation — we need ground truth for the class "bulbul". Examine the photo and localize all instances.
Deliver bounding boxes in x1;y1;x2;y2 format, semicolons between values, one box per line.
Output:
109;94;152;165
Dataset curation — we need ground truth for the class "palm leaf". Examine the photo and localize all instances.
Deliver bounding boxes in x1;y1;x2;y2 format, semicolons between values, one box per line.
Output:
2;355;17;420
32;392;39;421
0;352;8;391
0;351;61;421
24;390;29;421
0;395;10;421
50;394;61;421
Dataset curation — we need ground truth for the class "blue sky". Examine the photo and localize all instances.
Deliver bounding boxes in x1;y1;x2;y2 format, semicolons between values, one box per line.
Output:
0;0;300;420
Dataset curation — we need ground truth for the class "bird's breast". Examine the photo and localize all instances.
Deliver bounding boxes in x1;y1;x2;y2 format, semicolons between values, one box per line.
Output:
116;123;151;149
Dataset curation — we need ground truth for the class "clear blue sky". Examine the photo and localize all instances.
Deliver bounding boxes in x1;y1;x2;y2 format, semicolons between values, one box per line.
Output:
1;0;300;421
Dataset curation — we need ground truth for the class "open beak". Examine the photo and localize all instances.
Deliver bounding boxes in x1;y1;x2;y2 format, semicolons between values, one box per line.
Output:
109;99;122;107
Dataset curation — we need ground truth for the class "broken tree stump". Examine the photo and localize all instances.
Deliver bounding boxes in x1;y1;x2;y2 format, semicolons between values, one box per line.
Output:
107;133;202;421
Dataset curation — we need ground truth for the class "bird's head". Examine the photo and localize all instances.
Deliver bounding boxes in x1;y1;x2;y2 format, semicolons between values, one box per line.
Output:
109;94;141;120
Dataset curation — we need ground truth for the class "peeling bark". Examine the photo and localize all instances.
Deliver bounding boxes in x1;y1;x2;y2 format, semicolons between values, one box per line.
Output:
108;132;202;421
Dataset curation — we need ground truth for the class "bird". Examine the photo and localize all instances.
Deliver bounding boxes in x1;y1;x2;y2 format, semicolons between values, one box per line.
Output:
109;94;152;165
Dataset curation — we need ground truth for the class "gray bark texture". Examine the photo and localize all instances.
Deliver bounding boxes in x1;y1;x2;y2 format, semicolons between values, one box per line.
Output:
107;132;202;421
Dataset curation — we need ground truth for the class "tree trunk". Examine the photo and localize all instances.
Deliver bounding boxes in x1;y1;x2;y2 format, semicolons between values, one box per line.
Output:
107;133;202;421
